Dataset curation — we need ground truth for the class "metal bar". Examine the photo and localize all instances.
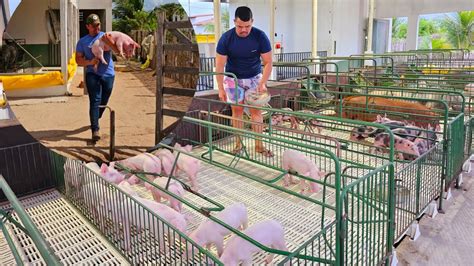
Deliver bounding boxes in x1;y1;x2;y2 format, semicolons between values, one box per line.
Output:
0;221;24;265
155;11;165;144
0;175;61;265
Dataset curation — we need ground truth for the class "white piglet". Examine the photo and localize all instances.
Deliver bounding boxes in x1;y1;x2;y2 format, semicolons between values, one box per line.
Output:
131;195;188;251
145;177;186;212
154;148;177;176
107;31;140;59
116;152;162;182
99;163;126;184
220;220;288;266
281;149;324;194
186;202;249;257
173;143;201;190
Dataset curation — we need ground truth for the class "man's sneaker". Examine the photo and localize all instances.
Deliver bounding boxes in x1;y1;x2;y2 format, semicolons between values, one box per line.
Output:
92;130;101;141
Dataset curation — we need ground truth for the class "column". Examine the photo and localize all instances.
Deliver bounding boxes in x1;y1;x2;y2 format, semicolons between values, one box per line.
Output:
213;0;221;41
366;0;375;53
406;14;419;51
312;0;318;58
60;0;68;92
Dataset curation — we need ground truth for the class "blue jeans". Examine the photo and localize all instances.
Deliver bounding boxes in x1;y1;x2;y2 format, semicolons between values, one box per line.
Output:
86;73;115;132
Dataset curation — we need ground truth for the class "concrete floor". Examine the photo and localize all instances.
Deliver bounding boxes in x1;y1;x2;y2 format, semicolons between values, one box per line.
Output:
396;160;474;266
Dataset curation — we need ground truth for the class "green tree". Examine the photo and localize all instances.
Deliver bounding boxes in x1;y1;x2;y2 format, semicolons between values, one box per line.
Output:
112;0;145;33
154;3;187;21
440;11;474;49
417;18;440;49
203;9;230;33
127;10;157;32
418;18;438;36
392;17;407;39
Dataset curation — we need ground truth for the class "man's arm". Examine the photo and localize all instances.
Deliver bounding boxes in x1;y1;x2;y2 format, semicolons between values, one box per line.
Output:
258;51;273;92
75;52;98;67
100;34;120;54
216;53;228;101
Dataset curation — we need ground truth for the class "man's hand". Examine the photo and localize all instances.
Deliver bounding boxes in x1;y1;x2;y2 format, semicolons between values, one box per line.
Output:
218;88;227;102
257;83;267;93
89;58;100;66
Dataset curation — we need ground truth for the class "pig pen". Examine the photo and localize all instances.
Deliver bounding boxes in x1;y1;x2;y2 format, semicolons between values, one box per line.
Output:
292;78;467;190
171;112;396;265
191;96;446;250
57;107;401;265
0;143;129;264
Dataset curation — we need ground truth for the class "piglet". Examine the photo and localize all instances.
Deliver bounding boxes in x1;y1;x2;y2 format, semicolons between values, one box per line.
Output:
131;195;188;252
186;202;248;257
154;148;177;176
349;126;379;141
220;220;288;266
297;109;323;133
116;152;162;182
85;162;101;174
90;38;110;65
271;108;295;127
395;137;420;160
99;162;126;184
281;149;324;194
106;31;140;59
145;177;185;212
173;143;201;190
372;133;420;160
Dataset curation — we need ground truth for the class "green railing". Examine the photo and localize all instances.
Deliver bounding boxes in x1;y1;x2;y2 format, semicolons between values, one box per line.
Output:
446;113;466;187
63;158;222;265
187;95;432;263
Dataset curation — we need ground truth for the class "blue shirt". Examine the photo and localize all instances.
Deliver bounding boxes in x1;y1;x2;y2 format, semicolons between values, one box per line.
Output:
216;27;271;79
76;31;115;77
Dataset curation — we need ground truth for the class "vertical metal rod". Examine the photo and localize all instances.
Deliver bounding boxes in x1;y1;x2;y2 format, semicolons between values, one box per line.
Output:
155;11;165;144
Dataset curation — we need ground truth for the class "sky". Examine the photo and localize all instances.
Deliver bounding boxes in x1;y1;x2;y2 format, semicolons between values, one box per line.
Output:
8;0;20;15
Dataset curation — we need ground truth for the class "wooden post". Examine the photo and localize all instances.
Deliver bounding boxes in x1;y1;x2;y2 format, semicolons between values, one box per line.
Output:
155;11;165;145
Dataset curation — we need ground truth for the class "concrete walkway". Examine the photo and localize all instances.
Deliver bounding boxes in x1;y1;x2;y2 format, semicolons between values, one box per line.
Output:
7;67;180;162
396;160;474;266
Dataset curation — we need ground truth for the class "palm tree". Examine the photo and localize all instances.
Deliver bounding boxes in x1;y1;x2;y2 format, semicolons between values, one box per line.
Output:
203;9;230;33
440;11;474;49
392;17;407;40
154;3;187;21
127;10;157;32
112;0;145;33
417;18;439;49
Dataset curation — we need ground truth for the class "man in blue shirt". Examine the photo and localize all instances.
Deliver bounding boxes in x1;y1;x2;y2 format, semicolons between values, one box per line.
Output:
75;14;115;142
216;6;273;157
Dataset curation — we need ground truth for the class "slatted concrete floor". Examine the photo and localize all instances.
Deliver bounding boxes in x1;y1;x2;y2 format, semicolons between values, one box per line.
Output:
0;190;129;265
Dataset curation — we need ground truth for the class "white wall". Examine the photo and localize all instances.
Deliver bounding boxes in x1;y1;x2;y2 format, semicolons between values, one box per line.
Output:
229;0;368;56
375;0;474;18
0;0;10;35
78;0;113;32
6;0;61;44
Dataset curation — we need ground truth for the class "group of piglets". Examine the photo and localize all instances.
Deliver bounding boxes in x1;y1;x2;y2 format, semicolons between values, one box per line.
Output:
350;114;439;160
89;31;140;71
77;143;199;251
187;204;288;265
270;108;324;133
79;143;289;264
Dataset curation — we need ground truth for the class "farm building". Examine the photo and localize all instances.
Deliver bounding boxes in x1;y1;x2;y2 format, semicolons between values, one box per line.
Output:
1;0;474;265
